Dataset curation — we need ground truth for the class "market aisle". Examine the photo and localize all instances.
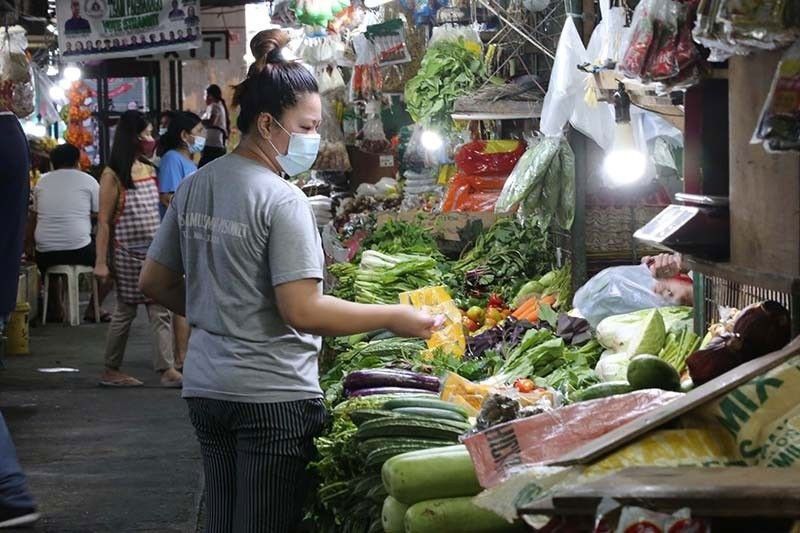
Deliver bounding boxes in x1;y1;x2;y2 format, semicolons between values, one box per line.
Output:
0;312;202;532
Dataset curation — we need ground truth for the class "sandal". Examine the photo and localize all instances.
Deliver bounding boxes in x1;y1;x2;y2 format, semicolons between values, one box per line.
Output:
98;376;144;387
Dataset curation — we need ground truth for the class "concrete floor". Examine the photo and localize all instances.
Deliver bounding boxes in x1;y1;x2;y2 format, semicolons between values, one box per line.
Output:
0;312;202;532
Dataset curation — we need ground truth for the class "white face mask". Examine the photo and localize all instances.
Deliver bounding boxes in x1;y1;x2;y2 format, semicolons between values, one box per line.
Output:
267;118;320;176
158;127;168;136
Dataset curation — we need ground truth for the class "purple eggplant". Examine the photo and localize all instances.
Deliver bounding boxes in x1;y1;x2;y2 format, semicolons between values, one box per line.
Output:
343;368;441;393
345;387;438;398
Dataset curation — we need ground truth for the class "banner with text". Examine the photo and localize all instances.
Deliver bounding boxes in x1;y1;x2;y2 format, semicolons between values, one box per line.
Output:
57;0;201;61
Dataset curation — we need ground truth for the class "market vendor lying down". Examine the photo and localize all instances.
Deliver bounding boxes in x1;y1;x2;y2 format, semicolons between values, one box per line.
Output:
642;253;693;306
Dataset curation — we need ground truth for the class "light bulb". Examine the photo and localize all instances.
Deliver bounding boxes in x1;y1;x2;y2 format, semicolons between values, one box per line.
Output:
420;129;444;152
603;121;647;186
63;65;82;82
46;64;59;76
49;85;66;102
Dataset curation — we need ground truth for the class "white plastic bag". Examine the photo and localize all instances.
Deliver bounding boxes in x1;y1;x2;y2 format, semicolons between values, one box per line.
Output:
573;264;671;327
0;26;34;118
540;18;614;148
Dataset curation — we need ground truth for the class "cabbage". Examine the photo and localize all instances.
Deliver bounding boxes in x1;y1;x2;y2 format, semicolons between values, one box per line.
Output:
627;309;666;356
596;307;691;353
595;350;632;382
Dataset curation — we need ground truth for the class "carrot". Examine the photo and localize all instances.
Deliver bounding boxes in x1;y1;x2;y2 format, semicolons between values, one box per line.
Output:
540;294;557;306
521;301;540;322
512;297;537;319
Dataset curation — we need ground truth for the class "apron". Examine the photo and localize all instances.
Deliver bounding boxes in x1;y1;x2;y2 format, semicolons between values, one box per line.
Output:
112;174;160;305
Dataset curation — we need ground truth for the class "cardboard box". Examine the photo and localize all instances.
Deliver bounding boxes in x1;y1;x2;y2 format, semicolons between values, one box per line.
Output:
347;145;398;190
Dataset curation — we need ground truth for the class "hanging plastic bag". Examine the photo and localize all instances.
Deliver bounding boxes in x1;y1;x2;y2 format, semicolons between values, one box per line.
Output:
349;34;382;102
0;26;34;119
573;264;673;327
454;140;527;176
366;19;411;67
314;99;351;171
399;286;466;358
359;112;391;153
753;39;800;152
442;174;508;212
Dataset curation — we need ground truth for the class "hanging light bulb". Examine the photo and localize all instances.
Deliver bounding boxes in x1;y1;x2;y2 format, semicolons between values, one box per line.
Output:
63;64;82;82
603;83;647;187
420;129;444;152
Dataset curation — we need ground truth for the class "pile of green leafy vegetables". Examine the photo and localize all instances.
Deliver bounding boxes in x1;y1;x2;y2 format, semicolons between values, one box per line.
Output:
405;38;486;125
447;218;554;302
357;219;443;262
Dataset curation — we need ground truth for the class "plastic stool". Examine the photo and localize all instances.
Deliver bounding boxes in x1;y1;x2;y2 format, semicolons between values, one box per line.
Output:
42;265;99;326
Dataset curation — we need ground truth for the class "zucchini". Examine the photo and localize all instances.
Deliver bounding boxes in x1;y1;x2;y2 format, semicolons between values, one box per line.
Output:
572;381;632;402
381;445;482;505
348;409;398;426
383;397;470;418
382;496;408;533
404;497;526;533
393;407;467;423
358;437;454;457
356;417;470;441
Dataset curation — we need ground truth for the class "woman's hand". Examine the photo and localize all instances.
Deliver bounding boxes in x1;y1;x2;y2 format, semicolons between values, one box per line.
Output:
94;263;111;283
387;305;439;340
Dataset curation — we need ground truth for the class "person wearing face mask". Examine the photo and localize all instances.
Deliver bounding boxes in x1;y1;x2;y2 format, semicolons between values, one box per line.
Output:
95;110;181;388
156;111;204;371
139;29;437;533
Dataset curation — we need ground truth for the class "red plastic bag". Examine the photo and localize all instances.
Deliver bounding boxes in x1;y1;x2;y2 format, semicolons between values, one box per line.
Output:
454;140;526;176
442;174;508;212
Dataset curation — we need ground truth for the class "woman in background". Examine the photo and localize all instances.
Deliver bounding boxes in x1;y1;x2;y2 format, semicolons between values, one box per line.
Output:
199;84;229;167
95;110;181;388
157;110;205;369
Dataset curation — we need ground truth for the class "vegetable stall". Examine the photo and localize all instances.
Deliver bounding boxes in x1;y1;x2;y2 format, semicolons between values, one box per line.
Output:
281;0;800;530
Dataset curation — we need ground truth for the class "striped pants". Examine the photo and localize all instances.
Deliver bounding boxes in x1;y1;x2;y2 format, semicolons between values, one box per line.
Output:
186;398;328;533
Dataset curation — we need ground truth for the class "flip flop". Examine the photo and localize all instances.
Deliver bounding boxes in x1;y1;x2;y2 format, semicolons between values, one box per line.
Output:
98;376;144;387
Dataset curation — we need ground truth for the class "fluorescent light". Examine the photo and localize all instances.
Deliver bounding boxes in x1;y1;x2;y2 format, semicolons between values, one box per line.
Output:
603;122;647;186
420;129;444;152
63;64;82;81
46;64;58;76
46;23;58;35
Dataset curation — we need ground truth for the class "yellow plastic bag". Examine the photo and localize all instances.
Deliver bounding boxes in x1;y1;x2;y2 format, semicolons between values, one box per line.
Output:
440;371;556;417
399;286;466;357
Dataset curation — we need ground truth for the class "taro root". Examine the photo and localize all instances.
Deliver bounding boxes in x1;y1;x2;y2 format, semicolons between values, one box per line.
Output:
733;300;791;359
687;333;746;385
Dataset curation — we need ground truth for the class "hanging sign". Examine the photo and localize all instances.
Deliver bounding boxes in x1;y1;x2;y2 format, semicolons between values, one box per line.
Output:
57;0;202;62
136;30;228;61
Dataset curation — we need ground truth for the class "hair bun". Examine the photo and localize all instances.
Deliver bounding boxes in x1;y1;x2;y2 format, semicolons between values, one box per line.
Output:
249;29;291;75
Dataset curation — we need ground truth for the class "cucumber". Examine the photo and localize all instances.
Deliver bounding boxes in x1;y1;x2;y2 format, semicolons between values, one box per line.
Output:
348;409;398;426
404;497;527;533
356;417;470;441
627;354;681;392
572;381;632;402
358;437;455;457
382;496;408;533
393;407;468;423
381;445;482;505
383;397;470;418
365;442;452;468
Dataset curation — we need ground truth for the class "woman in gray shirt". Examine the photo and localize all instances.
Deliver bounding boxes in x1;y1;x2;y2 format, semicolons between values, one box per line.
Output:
139;29;436;533
198;84;228;167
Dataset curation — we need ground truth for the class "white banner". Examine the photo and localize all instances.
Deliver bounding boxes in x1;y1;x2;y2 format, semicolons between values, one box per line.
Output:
57;0;201;62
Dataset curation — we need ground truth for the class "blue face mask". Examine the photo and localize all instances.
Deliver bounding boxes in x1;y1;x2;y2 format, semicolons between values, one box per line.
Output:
189;135;206;154
268;118;320;176
158;127;168;136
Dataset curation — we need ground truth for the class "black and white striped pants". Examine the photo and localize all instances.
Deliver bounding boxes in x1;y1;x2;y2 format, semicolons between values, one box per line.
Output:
186;398;328;533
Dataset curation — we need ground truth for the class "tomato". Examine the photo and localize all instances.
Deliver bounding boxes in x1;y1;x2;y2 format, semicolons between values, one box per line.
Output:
466;306;485;325
462;316;479;332
514;378;535;393
485;307;504;323
488;293;505;308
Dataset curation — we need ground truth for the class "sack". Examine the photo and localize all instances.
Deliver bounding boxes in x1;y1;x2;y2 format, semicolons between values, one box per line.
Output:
573;265;672;327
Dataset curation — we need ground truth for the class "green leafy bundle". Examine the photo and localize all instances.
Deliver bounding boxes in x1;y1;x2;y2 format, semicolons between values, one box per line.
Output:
355;251;442;304
405;38;486;124
358;220;443;262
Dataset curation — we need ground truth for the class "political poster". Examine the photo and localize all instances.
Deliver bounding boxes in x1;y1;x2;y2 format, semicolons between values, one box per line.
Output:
57;0;202;61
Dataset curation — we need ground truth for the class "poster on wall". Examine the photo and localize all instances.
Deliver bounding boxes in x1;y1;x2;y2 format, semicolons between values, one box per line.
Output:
57;0;202;61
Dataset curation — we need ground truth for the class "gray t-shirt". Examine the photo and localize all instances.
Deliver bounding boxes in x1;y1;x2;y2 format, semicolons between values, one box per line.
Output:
147;153;324;403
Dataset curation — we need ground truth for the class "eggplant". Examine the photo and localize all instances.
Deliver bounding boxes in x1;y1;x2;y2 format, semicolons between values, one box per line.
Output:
732;300;791;359
344;369;441;393
345;387;438;398
686;333;746;385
